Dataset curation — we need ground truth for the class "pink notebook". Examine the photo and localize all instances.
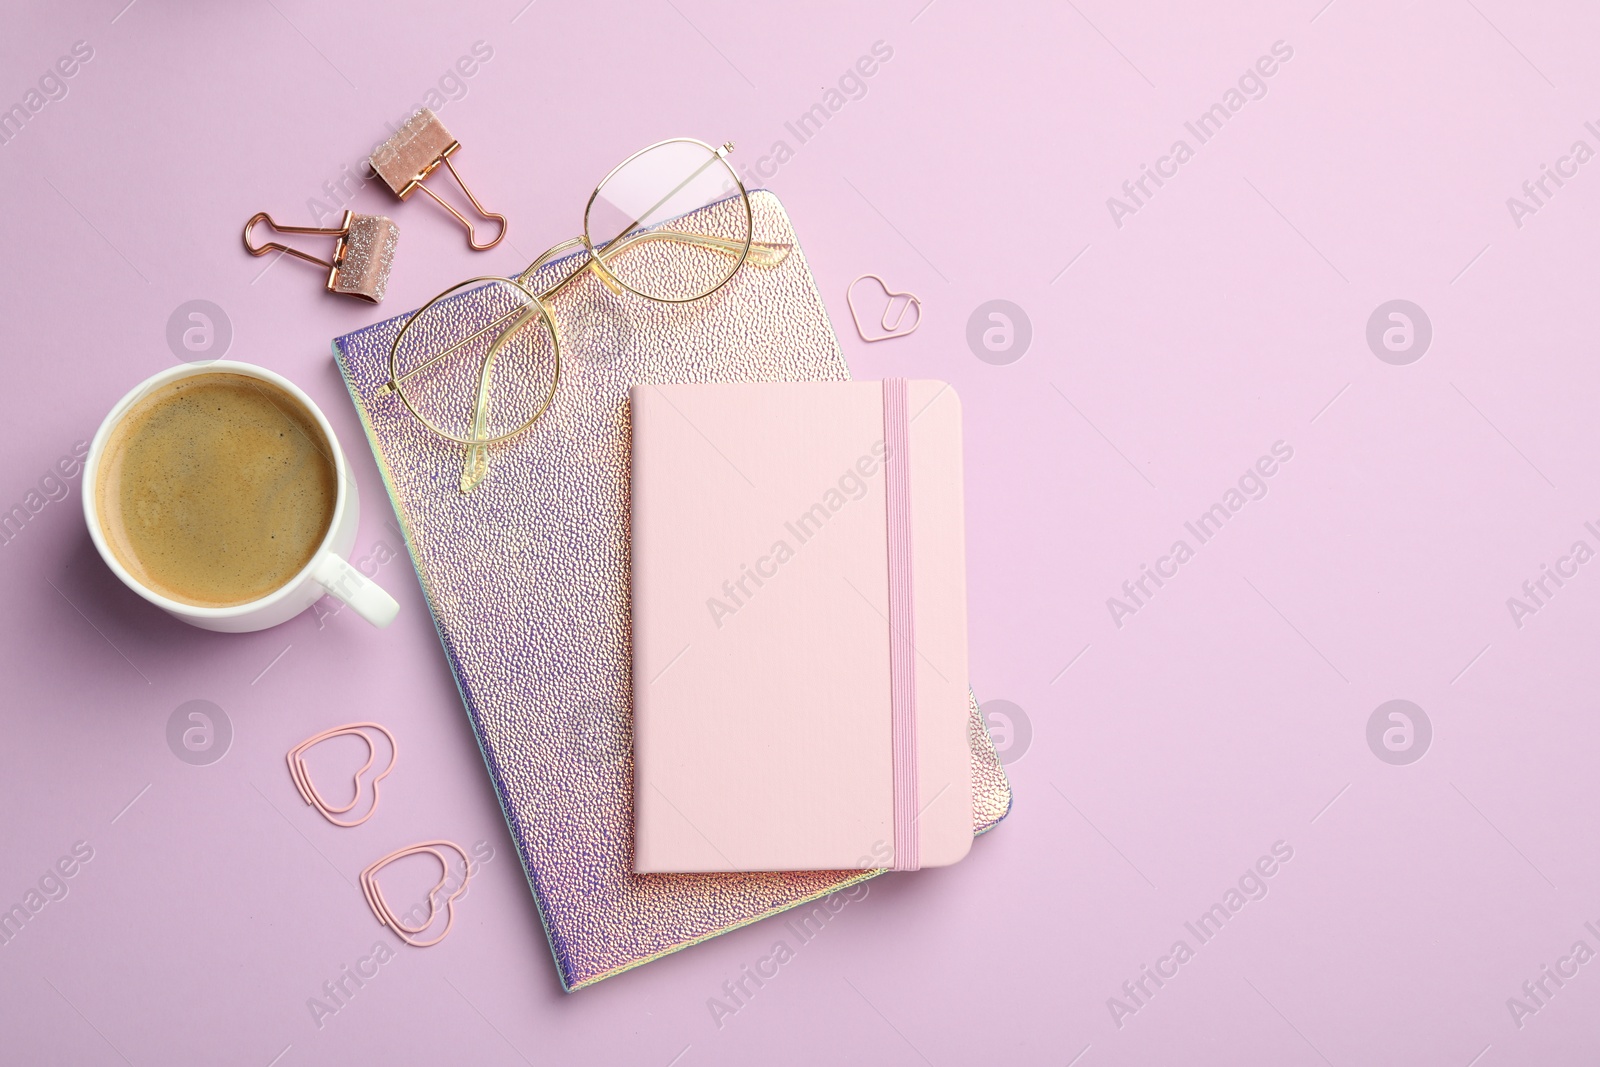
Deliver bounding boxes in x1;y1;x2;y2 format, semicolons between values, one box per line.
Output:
630;379;972;873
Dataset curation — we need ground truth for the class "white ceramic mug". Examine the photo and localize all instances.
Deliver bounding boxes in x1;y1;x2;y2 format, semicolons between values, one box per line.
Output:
82;360;399;633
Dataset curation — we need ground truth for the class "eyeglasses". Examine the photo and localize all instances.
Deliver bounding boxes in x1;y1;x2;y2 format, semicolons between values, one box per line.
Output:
379;137;792;492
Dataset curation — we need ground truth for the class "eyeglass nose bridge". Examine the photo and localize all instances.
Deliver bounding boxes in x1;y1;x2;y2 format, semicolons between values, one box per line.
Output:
580;239;627;296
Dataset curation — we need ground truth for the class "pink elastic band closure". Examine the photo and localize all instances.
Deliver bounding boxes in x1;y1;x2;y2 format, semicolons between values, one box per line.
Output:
882;378;919;872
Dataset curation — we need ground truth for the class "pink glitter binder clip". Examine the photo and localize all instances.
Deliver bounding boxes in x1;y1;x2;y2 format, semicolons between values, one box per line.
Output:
286;722;398;828
360;841;474;948
243;210;399;303
370;108;507;251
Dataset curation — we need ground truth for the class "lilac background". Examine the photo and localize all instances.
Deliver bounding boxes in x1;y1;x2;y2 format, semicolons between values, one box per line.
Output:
2;0;1598;1063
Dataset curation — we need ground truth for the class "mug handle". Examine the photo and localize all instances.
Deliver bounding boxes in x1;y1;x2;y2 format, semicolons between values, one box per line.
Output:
312;553;400;628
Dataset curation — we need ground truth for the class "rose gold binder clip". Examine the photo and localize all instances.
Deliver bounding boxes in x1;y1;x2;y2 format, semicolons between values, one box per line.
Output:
371;108;507;251
360;840;473;948
243;210;399;303
286;722;397;828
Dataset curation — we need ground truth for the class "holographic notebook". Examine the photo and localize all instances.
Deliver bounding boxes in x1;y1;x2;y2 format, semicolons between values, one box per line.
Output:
332;190;1011;991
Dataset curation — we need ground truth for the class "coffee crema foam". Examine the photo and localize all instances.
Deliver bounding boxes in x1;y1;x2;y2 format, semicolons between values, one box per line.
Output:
96;373;337;608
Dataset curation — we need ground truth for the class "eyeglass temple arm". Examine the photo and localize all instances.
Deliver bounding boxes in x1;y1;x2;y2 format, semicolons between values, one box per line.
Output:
376;305;533;396
460;303;536;491
605;229;792;268
527;231;792;301
372;244;588;398
381;230;790;395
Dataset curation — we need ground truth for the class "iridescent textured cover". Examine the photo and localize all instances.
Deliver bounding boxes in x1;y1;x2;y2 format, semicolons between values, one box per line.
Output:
331;190;1011;991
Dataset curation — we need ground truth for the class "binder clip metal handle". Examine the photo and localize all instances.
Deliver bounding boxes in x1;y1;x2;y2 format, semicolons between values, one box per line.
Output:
243;209;399;303
371;108;507;251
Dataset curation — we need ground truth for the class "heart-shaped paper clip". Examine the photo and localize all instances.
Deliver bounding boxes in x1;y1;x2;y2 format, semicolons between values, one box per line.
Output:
847;274;922;343
360;840;473;948
287;723;397;828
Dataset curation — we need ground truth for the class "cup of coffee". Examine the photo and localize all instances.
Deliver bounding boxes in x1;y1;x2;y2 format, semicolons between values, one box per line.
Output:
82;360;398;632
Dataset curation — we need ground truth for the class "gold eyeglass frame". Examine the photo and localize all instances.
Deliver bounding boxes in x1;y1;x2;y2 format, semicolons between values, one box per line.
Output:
380;138;793;491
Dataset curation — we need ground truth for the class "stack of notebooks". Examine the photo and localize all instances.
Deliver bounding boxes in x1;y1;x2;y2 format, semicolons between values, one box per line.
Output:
333;190;1011;990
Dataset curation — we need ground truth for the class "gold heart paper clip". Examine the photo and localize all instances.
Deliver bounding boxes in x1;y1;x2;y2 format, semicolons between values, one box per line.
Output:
286;722;398;828
360;840;473;949
847;273;922;342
